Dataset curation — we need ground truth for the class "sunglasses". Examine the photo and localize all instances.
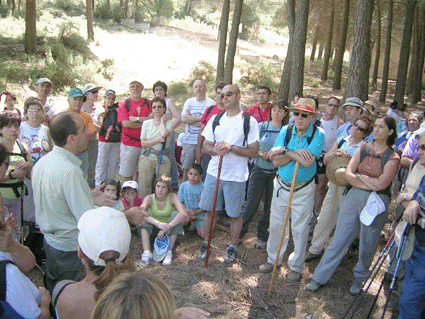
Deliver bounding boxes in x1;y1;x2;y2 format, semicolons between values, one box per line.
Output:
354;122;366;132
293;112;309;118
27;109;41;113
220;91;235;99
418;144;425;151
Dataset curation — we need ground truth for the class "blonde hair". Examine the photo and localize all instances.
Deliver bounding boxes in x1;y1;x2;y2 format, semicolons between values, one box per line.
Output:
91;270;175;319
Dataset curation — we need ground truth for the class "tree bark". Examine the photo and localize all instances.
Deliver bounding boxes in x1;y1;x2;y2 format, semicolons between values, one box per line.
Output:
406;9;419;97
394;0;417;104
124;0;129;18
317;42;324;59
371;0;381;87
333;0;350;90
86;0;94;41
414;8;425;103
321;2;334;81
379;0;393;103
278;0;296;104
216;0;231;83
310;28;318;62
134;0;141;22
24;0;36;53
343;0;375;102
288;0;310;101
224;0;243;84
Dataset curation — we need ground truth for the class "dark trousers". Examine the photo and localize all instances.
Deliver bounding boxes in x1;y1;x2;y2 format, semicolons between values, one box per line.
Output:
43;239;84;294
240;165;275;241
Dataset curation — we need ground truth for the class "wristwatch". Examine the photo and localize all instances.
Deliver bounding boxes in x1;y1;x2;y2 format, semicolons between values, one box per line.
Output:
281;146;289;155
230;145;235;153
135;117;140;122
258;151;263;157
8;170;14;180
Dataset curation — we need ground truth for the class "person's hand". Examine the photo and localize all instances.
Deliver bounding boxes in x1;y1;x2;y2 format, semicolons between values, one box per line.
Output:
188;210;197;220
174;307;210;319
269;146;284;159
262;151;271;161
294;149;313;162
161;113;167;123
9;168;27;179
335;149;350;159
396;193;408;206
403;200;425;225
158;230;166;240
0;213;16;253
215;141;230;156
14;160;31;171
125;207;148;226
91;184;117;207
38;287;51;306
129;115;138;122
195;147;203;164
147;113;154;119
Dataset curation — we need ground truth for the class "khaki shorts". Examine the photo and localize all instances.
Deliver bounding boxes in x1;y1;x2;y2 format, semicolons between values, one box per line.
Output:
119;144;141;178
181;143;197;170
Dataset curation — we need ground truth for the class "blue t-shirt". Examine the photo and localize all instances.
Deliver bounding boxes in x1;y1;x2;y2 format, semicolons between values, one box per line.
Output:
337;121;351;139
274;122;324;184
178;180;205;219
255;121;282;171
411;175;425;242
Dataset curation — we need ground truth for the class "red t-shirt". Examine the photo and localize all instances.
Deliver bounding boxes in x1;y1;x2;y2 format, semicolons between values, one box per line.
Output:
117;98;151;147
247;103;271;123
200;105;224;125
98;105;108;143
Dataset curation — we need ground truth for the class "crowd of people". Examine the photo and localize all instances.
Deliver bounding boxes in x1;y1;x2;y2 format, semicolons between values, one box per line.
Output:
1;76;425;318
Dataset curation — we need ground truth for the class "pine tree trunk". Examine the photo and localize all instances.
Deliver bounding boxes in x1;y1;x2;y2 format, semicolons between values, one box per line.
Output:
216;0;230;83
321;3;335;81
413;8;425;103
224;0;243;84
379;0;393;103
124;0;129;18
394;0;417;104
278;0;295;104
310;29;318;62
134;0;141;22
24;0;36;53
371;0;381;87
406;9;419;97
288;0;310;101
333;0;350;90
317;42;324;60
86;0;94;41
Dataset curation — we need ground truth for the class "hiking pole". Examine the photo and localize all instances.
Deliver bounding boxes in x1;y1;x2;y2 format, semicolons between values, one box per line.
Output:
20;182;24;245
268;161;300;293
342;224;399;319
157;141;165;176
205;155;224;267
380;223;412;319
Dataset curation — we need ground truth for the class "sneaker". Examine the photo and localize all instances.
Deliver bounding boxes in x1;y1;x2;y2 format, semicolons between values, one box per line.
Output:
224;247;237;264
255;239;266;249
140;251;152;267
258;262;277;274
350;278;363;295
197;243;208;260
162;250;172;266
306;280;323;292
287;270;301;282
305;251;322;262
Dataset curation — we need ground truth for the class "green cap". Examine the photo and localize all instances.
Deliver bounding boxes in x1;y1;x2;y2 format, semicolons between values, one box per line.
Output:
68;88;84;98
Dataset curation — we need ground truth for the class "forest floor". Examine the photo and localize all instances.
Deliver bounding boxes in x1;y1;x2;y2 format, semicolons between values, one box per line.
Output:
25;19;425;319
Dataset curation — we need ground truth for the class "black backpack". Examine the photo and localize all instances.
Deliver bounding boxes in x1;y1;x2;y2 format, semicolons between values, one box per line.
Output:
99;103;122;143
212;112;251;146
125;98;151;113
283;123;319;147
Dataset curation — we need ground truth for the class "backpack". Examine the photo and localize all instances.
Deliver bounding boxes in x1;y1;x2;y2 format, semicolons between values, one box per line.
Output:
99;103;121;143
259;121;281;139
125;98;151;113
212;112;251;146
360;143;394;171
204;105;220;120
0;260;25;319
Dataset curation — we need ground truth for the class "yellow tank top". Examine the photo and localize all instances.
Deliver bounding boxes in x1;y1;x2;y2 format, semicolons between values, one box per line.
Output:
0;140;26;199
149;194;174;223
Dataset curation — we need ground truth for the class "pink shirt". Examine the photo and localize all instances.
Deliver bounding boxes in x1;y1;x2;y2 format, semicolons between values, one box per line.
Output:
121;196;143;211
247;103;271;123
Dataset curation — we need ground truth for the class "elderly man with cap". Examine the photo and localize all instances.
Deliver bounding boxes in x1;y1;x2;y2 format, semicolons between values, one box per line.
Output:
258;97;324;282
117;80;152;182
337;97;364;140
35;77;56;123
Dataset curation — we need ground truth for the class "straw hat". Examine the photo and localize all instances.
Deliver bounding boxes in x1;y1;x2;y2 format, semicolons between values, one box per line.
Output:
326;156;350;186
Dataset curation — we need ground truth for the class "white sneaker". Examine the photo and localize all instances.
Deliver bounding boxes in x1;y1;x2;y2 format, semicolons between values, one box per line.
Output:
140;251;152;267
162;250;172;266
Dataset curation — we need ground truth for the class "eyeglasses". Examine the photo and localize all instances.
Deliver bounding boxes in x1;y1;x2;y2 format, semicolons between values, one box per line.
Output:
354;122;366;132
27;109;41;113
90;90;99;94
417;144;425;151
220;91;235;99
327;103;339;108
293;112;308;118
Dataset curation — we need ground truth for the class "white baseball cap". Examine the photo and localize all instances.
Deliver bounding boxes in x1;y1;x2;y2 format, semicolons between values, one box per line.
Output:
78;207;131;266
122;180;139;191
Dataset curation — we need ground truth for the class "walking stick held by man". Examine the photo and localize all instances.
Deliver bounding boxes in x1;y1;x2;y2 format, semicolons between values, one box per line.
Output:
205;155;224;267
269;161;300;292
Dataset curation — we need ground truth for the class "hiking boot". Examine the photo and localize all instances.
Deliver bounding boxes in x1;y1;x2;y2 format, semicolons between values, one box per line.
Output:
162;250;172;266
255;239;266;249
305;251;322;262
259;262;277;274
287;270;301;282
224;246;237;264
350;278;363;295
306;280;323;292
140;251;152;267
197;243;208;260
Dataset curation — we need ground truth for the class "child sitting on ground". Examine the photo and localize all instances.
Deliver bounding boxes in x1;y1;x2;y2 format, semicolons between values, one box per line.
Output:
178;163;205;239
139;175;186;267
100;179;125;212
121;181;143;211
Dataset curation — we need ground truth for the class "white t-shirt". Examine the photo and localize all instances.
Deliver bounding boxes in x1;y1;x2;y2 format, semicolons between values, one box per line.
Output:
203;111;259;182
20;122;50;162
0;252;41;319
181;97;215;144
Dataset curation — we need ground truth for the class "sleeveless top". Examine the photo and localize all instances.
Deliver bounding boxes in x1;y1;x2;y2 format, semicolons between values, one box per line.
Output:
149;194;174;223
0;140;26;199
321;116;339;153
